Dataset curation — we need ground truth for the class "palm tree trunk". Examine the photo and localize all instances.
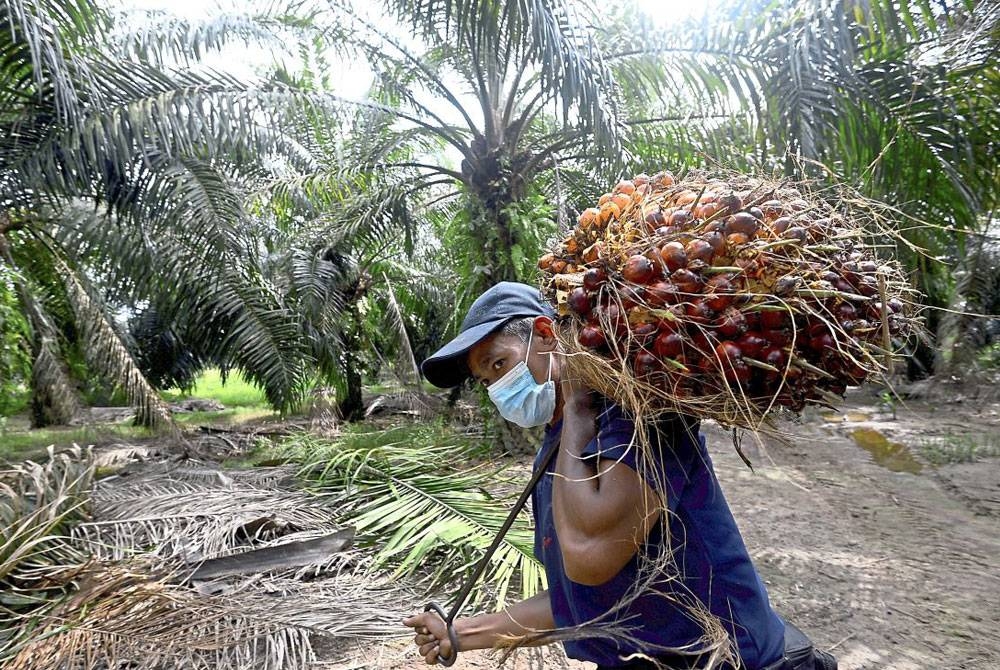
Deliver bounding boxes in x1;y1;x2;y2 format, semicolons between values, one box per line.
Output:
0;230;83;427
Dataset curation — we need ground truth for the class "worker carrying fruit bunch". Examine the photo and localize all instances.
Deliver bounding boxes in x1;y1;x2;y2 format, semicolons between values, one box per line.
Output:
403;280;839;670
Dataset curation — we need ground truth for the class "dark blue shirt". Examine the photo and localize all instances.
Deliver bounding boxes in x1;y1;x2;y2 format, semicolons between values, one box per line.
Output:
532;403;785;668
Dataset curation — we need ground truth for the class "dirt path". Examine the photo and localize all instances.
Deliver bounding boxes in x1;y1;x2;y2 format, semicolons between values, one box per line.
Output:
714;393;1000;670
383;391;1000;670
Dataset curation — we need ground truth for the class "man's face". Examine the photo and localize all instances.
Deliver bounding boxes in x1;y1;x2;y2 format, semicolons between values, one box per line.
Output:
467;319;559;389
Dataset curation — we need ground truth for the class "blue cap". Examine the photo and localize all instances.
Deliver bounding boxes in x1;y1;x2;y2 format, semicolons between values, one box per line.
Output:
421;282;556;388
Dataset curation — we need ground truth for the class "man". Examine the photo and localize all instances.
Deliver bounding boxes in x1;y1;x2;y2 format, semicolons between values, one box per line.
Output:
403;282;835;670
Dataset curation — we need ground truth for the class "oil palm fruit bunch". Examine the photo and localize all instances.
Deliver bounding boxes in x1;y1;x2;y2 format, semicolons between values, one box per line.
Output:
538;170;917;428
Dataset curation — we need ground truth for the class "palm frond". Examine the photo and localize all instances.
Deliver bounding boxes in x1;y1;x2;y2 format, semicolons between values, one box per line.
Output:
56;256;177;430
278;426;544;609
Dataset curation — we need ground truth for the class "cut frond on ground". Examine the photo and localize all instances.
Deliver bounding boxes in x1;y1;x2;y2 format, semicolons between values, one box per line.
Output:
274;424;545;610
1;443;423;670
76;464;342;563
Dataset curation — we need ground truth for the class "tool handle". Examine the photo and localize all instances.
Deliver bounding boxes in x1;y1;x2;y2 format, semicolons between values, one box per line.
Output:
423;602;460;667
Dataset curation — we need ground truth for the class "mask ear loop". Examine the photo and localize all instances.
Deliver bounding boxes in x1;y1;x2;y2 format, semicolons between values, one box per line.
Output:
523;325;534;366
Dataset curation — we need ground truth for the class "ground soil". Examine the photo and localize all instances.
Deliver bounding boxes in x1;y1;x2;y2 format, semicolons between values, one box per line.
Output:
14;385;999;670
373;387;1000;670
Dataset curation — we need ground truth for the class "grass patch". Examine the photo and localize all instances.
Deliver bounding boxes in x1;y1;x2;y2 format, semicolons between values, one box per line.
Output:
162;369;268;408
915;433;1000;465
0;423;154;462
172;407;277;427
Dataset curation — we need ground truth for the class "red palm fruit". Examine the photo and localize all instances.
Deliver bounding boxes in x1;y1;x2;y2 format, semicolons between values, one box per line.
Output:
726;232;750;247
810;333;835;353
622;255;656;284
616;180;636;196
646;280;679;307
578;325;606;349
686;299;714;323
696;201;720;220
724;360;752;386
787;198;810;212
551;259;567;274
592;302;625;333
538;253;555;270
761;200;785;219
887;298;904;314
704;219;725;233
674;191;698;206
856;277;879;297
671;268;703;295
685;238;715;264
654;331;684;358
578;207;601;230
744;311;761;330
691;329;717;356
567;287;591;315
653;171;676;187
659;242;687;272
859;260;879;274
736;331;767;359
716;341;743;365
781;227;808;243
808;320;831;338
670;209;694;227
634;173;650;186
645;209;667;230
634;350;661;378
762;345;787;370
833;278;854;294
622;284;647;309
583;266;607;291
764;328;791;347
703;231;725;254
760;309;789;330
716;308;748;338
835;302;858;321
770;216;792;234
581;244;597;264
718;193;743;214
748;206;765;221
725;212;759;236
774;275;800;297
704;275;735;311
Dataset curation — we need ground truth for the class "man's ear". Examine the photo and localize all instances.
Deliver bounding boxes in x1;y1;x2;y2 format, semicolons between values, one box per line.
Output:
533;315;556;344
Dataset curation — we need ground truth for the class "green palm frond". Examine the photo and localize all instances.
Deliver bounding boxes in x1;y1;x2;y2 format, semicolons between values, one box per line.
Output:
279;425;545;609
56;256;177;430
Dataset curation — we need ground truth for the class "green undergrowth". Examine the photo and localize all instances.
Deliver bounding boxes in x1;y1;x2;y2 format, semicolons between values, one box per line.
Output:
162;369;269;409
0;424;154;462
916;432;1000;465
265;420;544;610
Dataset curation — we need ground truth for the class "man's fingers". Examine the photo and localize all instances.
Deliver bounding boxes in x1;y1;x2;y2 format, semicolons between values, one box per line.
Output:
423;646;439;665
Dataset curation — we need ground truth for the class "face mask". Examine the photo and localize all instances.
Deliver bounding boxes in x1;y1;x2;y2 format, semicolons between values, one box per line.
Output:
487;329;556;428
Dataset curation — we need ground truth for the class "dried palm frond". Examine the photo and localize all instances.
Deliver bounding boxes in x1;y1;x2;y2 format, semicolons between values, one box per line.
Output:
77;473;342;563
3;560;419;670
1;445;421;670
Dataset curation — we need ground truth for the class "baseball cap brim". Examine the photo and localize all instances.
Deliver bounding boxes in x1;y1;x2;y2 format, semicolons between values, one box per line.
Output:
420;318;508;388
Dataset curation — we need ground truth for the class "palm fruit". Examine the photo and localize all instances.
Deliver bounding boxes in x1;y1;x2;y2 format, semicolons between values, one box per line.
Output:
538;170;918;427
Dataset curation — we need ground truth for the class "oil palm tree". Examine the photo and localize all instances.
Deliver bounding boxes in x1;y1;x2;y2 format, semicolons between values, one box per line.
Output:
0;0;326;426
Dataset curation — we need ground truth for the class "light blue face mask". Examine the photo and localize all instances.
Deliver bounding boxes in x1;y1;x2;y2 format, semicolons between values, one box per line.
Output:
487;330;556;428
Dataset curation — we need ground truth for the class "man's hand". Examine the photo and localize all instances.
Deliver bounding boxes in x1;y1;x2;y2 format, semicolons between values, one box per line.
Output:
403;610;454;665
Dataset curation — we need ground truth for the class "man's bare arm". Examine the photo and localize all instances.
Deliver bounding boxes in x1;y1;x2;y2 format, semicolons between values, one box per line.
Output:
552;383;662;586
403;591;555;665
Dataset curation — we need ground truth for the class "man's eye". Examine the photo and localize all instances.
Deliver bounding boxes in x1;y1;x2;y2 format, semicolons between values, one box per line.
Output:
493;359;504;370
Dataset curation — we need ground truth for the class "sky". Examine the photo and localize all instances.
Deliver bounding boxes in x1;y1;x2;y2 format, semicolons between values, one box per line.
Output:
114;0;715;94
